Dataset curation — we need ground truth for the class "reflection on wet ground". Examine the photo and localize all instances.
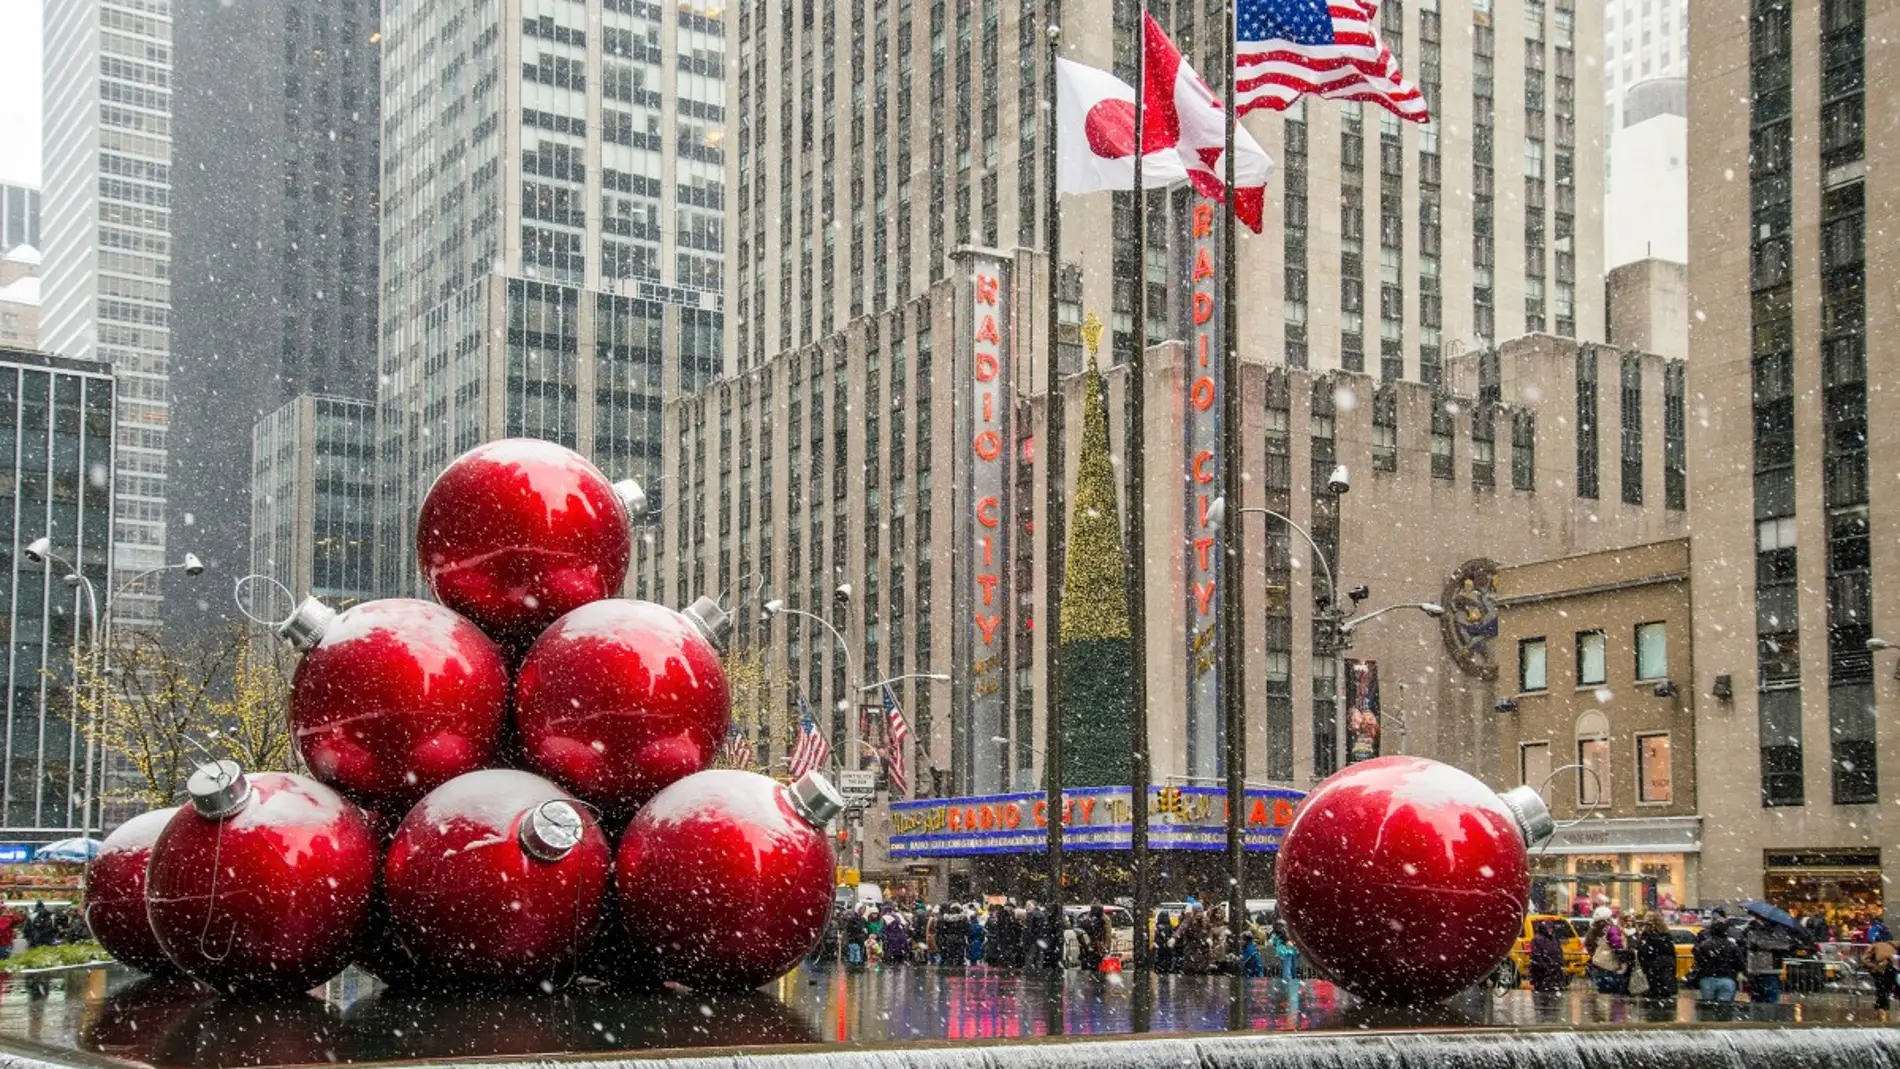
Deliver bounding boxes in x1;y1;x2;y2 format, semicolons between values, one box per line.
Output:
0;965;1887;1068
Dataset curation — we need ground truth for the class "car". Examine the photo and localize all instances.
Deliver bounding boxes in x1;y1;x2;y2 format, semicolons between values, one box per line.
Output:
1063;904;1136;959
1502;913;1586;988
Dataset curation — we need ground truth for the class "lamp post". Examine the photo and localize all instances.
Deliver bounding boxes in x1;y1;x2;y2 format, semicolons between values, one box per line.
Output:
858;673;951;693
23;537;204;858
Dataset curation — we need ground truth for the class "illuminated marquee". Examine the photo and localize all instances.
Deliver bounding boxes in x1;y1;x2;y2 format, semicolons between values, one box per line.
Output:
889;784;1306;857
957;250;1013;794
1183;198;1223;775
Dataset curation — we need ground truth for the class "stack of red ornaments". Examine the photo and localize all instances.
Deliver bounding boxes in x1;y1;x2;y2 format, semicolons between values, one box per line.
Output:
93;438;844;997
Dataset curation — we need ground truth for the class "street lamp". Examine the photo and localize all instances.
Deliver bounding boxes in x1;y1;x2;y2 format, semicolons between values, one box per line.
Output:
25;537;205;859
762;598;859;770
859;673;950;692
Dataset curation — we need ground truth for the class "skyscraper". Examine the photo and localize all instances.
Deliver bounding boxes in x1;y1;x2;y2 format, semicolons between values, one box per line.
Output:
1602;0;1687;134
40;1;175;631
0;344;116;839
732;0;1605;382
168;1;382;624
374;0;727;596
1688;0;1895;911
251;394;377;610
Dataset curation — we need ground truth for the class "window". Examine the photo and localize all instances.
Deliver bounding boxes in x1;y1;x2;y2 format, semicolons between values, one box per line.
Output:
1759;687;1804;807
1577;629;1606;685
1637;732;1672;804
1635;622;1667;681
1520;637;1548;692
1521;741;1552;792
1372;387;1398;471
1578;735;1609;807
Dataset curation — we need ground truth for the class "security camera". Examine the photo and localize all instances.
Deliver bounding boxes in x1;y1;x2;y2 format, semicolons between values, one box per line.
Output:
1327;465;1351;495
24;537;50;565
1348;585;1371;605
835;583;853;602
183;553;205;577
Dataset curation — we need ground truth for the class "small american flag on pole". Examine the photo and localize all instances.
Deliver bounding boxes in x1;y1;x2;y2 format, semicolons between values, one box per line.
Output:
881;685;910;797
789;695;831;779
718;725;753;770
1234;0;1430;122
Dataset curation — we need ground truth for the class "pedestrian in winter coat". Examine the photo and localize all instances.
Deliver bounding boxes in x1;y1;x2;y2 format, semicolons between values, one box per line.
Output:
1269;921;1299;985
1153;911;1178;974
985;905;1016;966
1180;908;1215;975
883;913;912;965
23;903;55;949
937;907;969;966
1690;925;1746;1002
1022;903;1047;968
844;909;870;966
1240;934;1266;977
1079;905;1109;972
1632;912;1679;999
967;912;987;964
1860;929;1898;1018
1584;909;1629;995
1743;918;1793;1003
1529;920;1569;992
1062;919;1082;968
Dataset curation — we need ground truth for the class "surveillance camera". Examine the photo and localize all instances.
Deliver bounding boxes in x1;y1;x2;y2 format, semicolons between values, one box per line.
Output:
24;537;50;564
1327;465;1350;495
835;583;853;601
183;553;205;577
1348;585;1371;604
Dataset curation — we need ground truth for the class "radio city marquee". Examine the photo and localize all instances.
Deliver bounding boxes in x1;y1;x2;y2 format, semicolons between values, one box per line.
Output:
888;785;1306;858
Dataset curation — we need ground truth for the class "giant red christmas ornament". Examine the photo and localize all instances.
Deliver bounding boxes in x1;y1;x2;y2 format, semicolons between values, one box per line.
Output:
146;763;378;995
513;597;732;815
415;438;643;645
86;806;180;976
615;769;842;991
1276;755;1553;1004
383;769;611;989
281;596;510;814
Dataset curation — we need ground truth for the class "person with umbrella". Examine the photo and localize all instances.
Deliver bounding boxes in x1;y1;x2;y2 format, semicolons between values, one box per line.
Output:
1741;901;1804;1004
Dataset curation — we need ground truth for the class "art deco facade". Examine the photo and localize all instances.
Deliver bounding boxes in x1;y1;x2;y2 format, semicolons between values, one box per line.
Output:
732;0;1605;384
0;345;115;838
1687;0;1896;917
39;1;174;631
374;0;726;597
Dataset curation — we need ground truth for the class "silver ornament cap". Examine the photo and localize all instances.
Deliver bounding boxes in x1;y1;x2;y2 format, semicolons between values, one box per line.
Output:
187;760;252;819
682;595;732;650
788;771;845;828
518;800;586;861
1499;785;1555;849
613;478;648;521
277;596;337;652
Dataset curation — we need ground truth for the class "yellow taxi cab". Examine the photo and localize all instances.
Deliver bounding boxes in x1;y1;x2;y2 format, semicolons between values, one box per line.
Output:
1666;925;1699;981
1501;913;1585;988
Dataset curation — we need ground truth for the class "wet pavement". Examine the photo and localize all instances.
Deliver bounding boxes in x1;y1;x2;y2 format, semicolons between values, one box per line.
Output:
0;964;1889;1068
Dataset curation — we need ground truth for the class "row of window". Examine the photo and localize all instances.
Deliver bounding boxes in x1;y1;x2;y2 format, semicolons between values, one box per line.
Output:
1520;729;1673;808
1518;623;1667;692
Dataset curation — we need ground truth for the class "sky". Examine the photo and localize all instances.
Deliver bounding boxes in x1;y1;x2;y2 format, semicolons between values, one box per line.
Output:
0;2;42;187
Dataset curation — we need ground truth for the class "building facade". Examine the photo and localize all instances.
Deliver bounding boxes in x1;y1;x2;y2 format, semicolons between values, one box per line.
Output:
39;1;174;631
1605;77;1687;269
1489;538;1700;913
251;395;377;611
0;184;39;253
732;0;1607;384
657;243;1689;887
1686;0;1895;923
374;0;726;597
0;246;39;350
169;0;383;623
0;345;116;841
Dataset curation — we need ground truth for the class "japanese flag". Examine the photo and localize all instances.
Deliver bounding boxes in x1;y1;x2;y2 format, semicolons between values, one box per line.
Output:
1056;58;1191;195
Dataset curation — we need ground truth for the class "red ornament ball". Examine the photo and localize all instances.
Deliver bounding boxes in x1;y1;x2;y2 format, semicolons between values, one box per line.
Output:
1276;755;1537;1004
383;769;611;989
86;807;180;976
289;598;509;815
146;765;378;995
513;599;730;815
416;438;634;646
616;770;842;991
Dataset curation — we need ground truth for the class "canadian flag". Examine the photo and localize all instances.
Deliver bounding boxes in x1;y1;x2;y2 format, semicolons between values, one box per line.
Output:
1055;18;1274;233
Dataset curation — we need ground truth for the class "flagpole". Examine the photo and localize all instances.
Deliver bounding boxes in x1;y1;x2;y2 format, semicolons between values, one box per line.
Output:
1125;1;1153;979
1042;12;1066;920
1218;0;1248;962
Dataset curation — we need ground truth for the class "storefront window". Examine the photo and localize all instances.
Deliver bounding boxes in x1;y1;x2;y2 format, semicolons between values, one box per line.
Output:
1637;731;1672;804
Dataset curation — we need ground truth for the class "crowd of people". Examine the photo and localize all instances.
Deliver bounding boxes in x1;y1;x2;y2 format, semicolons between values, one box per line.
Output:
814;898;1297;980
0;901;90;958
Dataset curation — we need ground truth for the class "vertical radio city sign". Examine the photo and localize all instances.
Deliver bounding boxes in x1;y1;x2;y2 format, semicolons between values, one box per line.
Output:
1183;199;1222;776
956;249;1013;794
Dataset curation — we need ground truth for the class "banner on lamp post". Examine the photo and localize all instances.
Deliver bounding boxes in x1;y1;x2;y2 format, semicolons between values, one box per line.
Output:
1345;658;1381;764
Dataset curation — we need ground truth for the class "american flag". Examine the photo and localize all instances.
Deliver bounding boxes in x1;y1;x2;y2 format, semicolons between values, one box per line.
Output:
1234;0;1430;122
881;685;910;797
789;697;831;779
718;725;754;770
